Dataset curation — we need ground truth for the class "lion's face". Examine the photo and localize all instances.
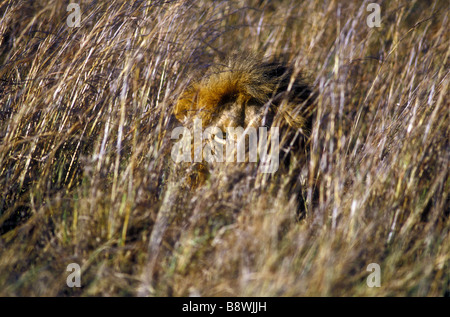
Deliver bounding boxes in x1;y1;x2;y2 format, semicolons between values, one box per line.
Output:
173;56;313;187
175;76;273;131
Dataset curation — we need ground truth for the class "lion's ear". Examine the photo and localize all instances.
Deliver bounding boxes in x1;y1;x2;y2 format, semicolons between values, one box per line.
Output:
279;103;311;137
174;88;197;122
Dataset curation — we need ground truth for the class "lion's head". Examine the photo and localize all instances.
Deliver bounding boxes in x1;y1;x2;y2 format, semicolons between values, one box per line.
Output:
173;54;315;188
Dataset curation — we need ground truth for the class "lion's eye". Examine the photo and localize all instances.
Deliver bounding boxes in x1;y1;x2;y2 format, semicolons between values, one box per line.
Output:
214;133;227;145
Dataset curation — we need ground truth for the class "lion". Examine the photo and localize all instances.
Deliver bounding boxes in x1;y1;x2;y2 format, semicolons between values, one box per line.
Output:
173;54;315;193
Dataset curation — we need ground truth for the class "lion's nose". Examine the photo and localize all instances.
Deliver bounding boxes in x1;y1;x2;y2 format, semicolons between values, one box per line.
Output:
213;103;245;129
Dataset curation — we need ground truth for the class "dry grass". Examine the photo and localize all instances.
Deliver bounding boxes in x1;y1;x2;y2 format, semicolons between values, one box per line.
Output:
0;0;448;296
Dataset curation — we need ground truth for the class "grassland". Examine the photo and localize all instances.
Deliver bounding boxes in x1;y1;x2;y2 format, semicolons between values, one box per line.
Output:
0;0;448;296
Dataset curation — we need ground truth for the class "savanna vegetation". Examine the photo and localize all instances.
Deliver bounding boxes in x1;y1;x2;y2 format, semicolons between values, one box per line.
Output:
0;0;448;296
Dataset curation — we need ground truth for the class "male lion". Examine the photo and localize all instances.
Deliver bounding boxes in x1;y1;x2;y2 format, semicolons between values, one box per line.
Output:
173;54;315;192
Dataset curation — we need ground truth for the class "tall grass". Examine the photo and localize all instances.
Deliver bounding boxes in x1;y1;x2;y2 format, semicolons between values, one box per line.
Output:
0;0;448;296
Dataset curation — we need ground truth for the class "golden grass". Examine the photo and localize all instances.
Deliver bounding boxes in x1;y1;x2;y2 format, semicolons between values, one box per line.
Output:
0;0;448;296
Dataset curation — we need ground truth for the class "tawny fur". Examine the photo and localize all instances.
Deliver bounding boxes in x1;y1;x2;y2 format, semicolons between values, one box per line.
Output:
174;54;315;188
